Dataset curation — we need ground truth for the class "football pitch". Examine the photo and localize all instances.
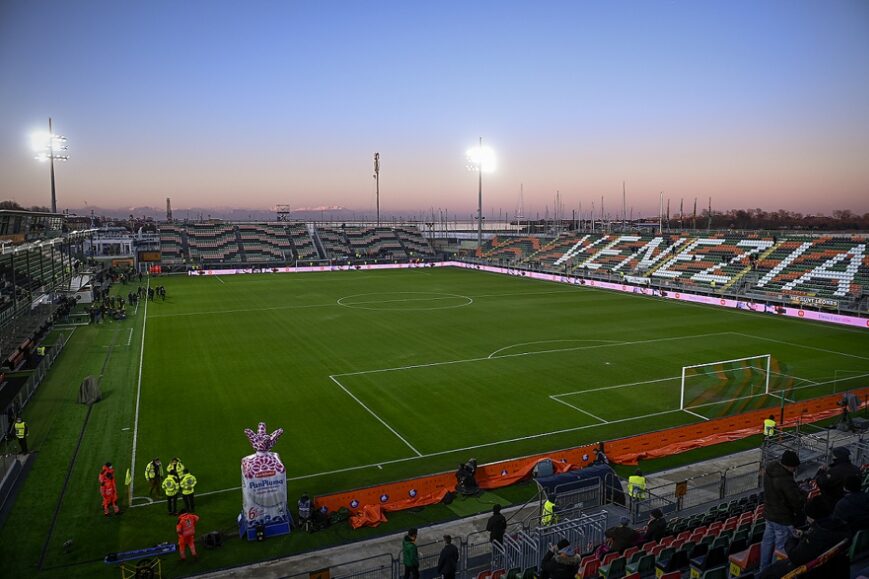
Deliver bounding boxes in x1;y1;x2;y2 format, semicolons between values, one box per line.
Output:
6;266;869;576
135;267;868;499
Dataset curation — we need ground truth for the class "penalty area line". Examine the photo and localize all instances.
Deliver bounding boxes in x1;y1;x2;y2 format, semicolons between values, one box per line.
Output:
549;395;608;424
329;375;423;457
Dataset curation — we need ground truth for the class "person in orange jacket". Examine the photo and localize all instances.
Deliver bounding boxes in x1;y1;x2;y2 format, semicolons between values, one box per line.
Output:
99;462;114;486
176;510;200;560
100;471;120;516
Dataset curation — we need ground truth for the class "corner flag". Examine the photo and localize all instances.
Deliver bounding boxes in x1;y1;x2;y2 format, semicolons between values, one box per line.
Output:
125;468;131;486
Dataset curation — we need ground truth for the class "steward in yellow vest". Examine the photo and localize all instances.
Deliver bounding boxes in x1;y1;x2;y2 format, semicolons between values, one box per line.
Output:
764;415;777;437
628;470;647;500
180;472;197;512
14;418;28;454
542;494;557;526
162;475;180;515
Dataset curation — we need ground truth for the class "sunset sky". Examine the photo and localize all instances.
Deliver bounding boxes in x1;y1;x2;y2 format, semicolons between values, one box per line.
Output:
1;0;868;218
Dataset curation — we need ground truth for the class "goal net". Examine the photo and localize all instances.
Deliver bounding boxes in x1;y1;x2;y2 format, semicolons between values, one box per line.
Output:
680;355;774;415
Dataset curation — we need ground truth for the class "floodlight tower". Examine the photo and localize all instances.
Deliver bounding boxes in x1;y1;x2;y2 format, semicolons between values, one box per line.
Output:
466;138;495;250
31;117;69;213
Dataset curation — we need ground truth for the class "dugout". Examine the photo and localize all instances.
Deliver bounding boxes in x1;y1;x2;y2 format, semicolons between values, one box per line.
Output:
535;464;626;516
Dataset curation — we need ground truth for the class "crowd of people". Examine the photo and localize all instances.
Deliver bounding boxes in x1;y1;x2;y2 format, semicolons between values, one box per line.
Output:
758;447;869;578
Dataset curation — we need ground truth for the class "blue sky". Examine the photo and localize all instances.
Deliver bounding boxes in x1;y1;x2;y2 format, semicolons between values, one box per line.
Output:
1;0;867;217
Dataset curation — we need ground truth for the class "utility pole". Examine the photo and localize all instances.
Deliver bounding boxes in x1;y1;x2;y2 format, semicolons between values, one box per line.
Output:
373;152;381;226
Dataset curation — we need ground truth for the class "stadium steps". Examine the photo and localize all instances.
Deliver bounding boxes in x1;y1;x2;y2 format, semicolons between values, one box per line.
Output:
234;226;247;263
642;236;694;278
310;227;328;260
521;235;564;265
180;228;191;262
721;240;783;292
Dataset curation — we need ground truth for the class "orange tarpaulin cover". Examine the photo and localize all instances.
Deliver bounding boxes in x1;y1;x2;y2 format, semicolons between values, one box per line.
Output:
350;504;388;529
315;388;869;527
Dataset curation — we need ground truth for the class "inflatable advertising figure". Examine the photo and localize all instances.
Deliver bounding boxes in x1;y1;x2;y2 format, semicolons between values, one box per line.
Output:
238;422;292;540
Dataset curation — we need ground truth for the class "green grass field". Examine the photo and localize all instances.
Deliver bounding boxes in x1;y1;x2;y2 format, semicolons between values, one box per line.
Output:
4;267;869;577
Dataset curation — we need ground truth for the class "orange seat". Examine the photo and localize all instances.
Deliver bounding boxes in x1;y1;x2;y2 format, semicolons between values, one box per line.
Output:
659;536;674;547
602;552;620;565
578;555;600;579
728;542;761;577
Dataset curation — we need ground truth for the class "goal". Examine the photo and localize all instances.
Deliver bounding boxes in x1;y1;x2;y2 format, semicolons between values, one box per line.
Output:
680;354;771;412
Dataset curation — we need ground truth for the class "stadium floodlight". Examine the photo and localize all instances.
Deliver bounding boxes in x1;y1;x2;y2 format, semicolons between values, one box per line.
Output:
30;117;69;213
466;138;496;250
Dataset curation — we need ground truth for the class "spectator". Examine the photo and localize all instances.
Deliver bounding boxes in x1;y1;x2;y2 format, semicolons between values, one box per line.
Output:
815;447;861;505
758;496;850;579
605;516;640;553
645;508;668;542
833;474;869;533
436;534;459;579
402;528;419;579
540;538;580;579
761;450;807;571
486;503;507;544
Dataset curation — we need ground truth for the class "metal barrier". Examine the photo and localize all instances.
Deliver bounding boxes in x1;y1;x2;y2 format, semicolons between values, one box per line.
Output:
631;488;677;524
493;511;608;571
280;552;396;579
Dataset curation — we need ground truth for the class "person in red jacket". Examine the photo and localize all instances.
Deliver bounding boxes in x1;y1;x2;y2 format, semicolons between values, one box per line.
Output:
100;471;120;516
176;510;200;560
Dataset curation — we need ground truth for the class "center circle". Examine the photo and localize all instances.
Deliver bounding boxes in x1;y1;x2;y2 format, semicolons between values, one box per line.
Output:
336;292;473;311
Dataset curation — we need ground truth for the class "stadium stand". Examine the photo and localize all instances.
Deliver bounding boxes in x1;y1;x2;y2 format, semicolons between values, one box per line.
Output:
287;223;319;261
237;223;292;263
186;223;241;264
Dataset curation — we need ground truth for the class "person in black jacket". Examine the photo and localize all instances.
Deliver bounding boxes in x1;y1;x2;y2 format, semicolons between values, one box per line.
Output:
540;538;580;579
815;446;861;505
760;450;807;571
487;503;507;544
757;496;851;579
436;535;459;579
644;508;668;542
833;474;869;533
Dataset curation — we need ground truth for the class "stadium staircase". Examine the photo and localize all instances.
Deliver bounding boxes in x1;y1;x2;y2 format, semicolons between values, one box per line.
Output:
720;239;783;292
309;225;327;260
233;226;247;263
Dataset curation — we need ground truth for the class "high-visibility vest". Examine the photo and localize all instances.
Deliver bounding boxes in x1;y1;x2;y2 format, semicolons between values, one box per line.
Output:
162;476;180;496
764;419;776;437
37;346;46;356
298;498;312;519
542;499;556;525
145;461;161;480
14;421;26;439
628;475;647;499
168;460;186;478
180;473;197;495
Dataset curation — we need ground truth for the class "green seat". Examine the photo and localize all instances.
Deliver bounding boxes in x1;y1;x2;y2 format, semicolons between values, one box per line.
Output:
628;550;645;564
505;568;522;579
699;565;728;579
849;529;869;561
599;555;626;579
521;566;536;579
625;553;655;577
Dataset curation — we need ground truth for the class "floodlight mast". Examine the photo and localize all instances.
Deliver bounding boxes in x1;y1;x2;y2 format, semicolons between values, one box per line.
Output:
32;117;69;213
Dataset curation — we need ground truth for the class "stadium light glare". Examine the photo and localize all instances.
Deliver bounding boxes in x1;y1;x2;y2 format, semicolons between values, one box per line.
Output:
30;118;69;213
467;137;496;250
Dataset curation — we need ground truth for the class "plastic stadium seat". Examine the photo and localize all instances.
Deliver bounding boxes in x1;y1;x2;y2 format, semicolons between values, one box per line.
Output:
505;568;522;579
598;555;626;579
729;542;761;577
521;567;536;579
659;536;674;547
491;570;505;579
578;555;600;579
625;553;655;577
476;572;491;579
690;545;727;577
655;549;689;576
623;546;639;561
659;573;681;579
850;530;869;562
699;566;728;579
641;541;656;552
601;552;620;565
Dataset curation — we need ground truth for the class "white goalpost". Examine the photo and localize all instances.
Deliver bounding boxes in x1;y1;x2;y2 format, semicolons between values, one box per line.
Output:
680;354;772;411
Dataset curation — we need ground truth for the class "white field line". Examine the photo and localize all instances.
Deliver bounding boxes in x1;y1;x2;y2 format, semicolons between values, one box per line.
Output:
549;395;608;423
129;277;150;498
683;409;710;421
131;405;695;509
729;332;869;362
328;376;422;457
333;332;733;378
215;276;225;285
767;392;795;404
126;328;133;347
145;289;582;319
488;339;624;359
